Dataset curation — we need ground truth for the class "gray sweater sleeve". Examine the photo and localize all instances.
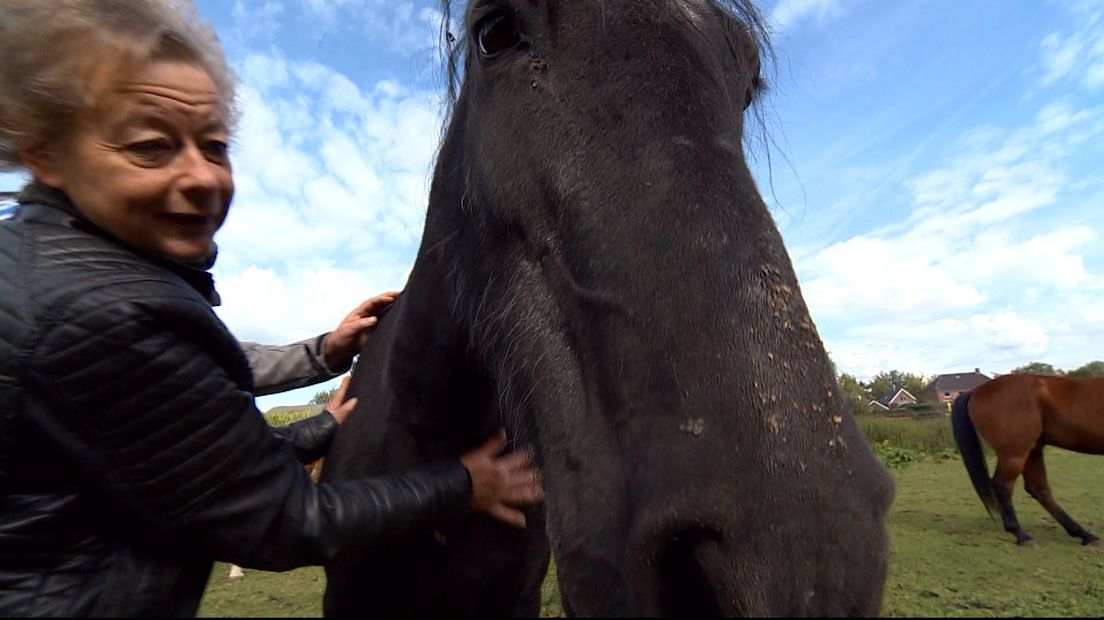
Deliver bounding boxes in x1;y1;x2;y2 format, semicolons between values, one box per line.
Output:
240;335;352;396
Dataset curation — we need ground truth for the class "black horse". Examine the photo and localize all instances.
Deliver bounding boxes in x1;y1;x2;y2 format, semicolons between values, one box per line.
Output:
321;0;895;615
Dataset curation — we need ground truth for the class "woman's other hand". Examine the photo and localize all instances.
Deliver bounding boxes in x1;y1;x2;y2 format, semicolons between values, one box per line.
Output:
325;375;357;424
323;291;401;369
460;429;544;528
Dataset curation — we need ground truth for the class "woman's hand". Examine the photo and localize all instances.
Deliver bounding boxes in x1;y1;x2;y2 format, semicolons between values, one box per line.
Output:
325;375;357;424
460;429;544;528
323;291;401;370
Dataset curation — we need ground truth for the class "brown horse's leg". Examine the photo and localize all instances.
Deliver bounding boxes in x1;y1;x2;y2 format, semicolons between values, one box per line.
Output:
1022;448;1101;546
991;455;1035;546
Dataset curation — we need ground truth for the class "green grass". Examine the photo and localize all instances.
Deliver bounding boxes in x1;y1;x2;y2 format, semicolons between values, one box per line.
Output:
882;447;1104;616
200;422;1104;617
199;561;564;617
200;565;326;617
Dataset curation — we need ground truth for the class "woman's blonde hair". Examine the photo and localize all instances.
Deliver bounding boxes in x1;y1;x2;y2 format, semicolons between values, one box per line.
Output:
0;0;239;171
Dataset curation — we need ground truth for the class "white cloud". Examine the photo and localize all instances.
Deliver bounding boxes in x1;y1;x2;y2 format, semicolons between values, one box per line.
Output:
300;0;368;23
220;50;442;260
827;308;1052;381
769;0;845;32
969;311;1049;357
1039;32;1081;85
1035;5;1104;89
231;1;285;40
210;50;442;387
795;72;1104;379
1036;101;1093;133
215;263;409;345
295;0;444;55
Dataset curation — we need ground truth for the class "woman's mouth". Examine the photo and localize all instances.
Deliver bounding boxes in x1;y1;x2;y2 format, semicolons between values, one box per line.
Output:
161;212;213;229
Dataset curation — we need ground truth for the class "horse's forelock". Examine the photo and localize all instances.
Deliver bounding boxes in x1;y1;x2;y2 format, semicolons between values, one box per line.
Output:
439;0;464;108
436;0;773;113
434;0;779;203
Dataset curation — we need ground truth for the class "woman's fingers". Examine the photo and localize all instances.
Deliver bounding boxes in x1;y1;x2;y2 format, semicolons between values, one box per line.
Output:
327;376;356;424
333;375;351;400
359;291;401;315
494;450;533;472
487;504;527;529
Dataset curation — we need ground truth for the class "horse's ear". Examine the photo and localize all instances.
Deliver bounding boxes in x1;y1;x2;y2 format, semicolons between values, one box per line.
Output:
735;25;761;111
743;65;762;110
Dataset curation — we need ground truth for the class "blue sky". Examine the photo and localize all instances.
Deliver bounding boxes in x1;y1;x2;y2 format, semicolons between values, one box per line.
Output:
4;0;1102;410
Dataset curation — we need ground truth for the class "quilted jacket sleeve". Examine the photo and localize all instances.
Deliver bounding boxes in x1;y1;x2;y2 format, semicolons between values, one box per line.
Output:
271;410;339;464
25;286;471;570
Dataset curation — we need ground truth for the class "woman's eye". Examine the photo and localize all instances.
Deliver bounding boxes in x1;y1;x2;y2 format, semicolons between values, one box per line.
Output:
476;13;520;58
202;140;229;163
125;139;175;165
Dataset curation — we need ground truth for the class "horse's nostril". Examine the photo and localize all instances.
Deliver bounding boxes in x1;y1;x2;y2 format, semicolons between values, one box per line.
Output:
656;527;727;617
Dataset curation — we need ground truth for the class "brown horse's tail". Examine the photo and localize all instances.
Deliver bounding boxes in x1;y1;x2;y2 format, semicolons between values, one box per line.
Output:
951;391;998;518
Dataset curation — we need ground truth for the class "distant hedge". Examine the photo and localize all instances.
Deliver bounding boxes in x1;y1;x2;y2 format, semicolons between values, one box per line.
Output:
263;408;324;427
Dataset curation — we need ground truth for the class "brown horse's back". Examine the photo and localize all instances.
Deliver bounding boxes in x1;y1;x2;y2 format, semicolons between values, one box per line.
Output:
971;374;1104;454
970;374;1045;456
1040;375;1104;453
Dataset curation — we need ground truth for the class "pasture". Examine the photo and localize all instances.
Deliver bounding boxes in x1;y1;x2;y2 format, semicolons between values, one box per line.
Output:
200;415;1104;617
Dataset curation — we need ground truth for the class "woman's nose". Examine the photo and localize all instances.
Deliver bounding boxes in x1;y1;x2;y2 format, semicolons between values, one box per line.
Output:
177;144;226;198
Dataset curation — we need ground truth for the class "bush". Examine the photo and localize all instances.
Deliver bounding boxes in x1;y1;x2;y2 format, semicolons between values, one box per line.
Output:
898;401;945;417
309;387;337;405
871;440;922;469
854;413;985;469
857;414;956;455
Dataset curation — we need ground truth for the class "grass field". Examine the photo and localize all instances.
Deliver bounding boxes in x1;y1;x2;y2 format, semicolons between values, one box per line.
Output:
200;416;1104;617
882;447;1104;616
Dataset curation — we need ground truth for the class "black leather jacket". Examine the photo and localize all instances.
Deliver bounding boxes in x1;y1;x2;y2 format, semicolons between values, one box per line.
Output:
0;186;472;617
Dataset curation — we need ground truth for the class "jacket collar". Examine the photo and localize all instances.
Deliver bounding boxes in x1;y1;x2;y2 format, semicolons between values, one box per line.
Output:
17;182;223;306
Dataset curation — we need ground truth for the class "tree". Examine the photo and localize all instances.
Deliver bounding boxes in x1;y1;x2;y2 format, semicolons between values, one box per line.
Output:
1009;362;1061;375
866;370;905;401
865;370;930;404
838;372;872;414
903;373;931;402
309;386;337;405
1067;361;1104;378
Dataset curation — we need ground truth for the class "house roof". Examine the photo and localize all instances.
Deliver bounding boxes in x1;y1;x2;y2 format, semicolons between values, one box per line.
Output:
874;387;916;406
926;369;991;392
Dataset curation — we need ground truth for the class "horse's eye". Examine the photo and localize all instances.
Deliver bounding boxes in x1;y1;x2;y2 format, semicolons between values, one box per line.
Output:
476;13;520;58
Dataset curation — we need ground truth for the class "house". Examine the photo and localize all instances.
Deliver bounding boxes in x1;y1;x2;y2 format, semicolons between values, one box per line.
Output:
924;368;991;413
868;388;917;411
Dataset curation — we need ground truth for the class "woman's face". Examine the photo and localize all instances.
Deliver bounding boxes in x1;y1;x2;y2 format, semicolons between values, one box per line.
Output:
34;59;233;263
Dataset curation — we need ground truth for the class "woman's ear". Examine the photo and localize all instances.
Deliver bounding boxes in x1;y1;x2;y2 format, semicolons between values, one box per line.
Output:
18;145;65;188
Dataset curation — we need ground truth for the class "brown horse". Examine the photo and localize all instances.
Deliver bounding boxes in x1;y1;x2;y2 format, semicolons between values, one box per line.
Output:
952;373;1104;546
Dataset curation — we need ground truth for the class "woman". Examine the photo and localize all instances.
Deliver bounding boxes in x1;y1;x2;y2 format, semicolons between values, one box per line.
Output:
0;0;543;616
